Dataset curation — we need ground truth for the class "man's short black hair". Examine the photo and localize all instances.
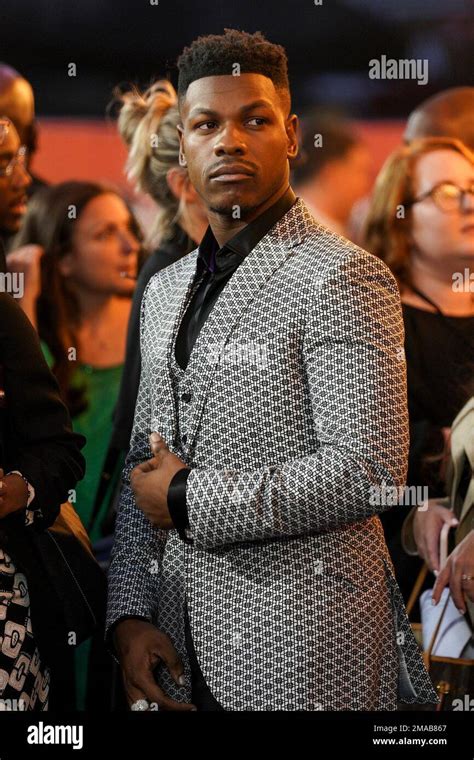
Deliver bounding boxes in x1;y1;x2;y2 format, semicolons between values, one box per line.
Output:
177;28;291;114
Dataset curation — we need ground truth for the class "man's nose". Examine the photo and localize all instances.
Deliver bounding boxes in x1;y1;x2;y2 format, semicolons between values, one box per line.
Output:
214;125;246;155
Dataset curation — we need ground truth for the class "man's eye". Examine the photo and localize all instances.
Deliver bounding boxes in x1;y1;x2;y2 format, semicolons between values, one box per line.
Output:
197;121;216;131
247;117;267;126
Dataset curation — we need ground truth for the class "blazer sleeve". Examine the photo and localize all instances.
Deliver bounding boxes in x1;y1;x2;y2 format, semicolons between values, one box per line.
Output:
185;250;410;550
0;294;86;529
106;278;168;641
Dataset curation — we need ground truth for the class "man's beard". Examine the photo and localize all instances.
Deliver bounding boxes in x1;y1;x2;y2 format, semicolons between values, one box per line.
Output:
208;201;255;218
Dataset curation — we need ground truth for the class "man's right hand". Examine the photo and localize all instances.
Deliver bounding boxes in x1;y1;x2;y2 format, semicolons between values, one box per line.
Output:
113;618;196;711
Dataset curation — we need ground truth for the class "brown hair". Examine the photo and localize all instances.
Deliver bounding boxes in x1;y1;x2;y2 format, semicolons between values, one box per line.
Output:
13;181;144;416
115;80;183;245
363;137;474;288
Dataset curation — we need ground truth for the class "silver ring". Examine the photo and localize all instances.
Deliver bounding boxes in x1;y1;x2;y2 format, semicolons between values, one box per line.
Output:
461;574;473;582
131;698;149;711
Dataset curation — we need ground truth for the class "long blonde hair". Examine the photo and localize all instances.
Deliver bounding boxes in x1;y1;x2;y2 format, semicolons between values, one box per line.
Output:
363;137;474;287
116;79;183;244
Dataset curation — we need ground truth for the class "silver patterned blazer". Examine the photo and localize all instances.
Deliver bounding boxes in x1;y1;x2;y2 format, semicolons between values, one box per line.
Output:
107;197;438;710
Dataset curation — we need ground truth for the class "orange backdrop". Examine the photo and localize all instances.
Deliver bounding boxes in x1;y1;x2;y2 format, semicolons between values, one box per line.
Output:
31;118;406;194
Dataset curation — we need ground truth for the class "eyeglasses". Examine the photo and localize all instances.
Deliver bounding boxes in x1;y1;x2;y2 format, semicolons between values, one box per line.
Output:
409;181;474;213
0;145;28;179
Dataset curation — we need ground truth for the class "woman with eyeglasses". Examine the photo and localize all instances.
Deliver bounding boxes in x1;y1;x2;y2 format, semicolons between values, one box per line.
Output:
363;137;474;605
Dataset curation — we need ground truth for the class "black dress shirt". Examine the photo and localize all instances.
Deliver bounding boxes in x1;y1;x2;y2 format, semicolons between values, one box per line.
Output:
167;186;297;543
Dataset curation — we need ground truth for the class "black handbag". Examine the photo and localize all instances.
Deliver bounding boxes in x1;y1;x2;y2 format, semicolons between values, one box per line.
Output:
30;501;107;647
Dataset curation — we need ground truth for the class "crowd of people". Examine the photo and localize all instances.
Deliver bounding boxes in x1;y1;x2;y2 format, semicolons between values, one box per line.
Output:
0;28;473;712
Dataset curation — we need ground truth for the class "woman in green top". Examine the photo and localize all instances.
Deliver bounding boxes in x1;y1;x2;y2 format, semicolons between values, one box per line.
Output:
8;180;143;707
40;341;124;541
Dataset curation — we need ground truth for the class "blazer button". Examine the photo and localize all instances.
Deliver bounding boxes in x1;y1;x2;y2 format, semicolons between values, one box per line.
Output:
181;392;192;403
182;434;187;444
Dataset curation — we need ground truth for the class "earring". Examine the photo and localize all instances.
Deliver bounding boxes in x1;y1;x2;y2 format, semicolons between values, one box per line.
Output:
179;154;187;167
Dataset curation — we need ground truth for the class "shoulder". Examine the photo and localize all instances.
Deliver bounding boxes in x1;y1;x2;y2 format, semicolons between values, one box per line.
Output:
287;199;396;288
145;248;199;295
294;222;399;296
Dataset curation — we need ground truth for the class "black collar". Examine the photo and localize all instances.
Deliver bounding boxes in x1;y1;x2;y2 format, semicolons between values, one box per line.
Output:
197;186;296;275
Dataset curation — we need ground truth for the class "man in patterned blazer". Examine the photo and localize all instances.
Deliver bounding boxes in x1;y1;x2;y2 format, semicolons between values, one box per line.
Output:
106;29;438;711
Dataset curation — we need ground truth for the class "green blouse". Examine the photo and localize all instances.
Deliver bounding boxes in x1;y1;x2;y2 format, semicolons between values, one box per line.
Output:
41;342;124;542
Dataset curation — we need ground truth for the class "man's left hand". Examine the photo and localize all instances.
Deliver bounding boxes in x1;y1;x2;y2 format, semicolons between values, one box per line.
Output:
130;433;189;529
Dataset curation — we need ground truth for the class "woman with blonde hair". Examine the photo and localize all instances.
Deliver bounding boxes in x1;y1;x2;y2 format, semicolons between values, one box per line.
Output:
363;137;474;604
110;79;208;455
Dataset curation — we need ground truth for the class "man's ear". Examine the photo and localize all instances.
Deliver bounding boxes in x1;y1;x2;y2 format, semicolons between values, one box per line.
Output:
166;166;187;201
176;123;187;167
286;113;299;160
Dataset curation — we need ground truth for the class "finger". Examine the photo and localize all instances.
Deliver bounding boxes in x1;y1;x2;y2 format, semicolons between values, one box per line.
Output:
131;669;195;711
438;508;459;527
450;562;466;614
124;678;149;710
425;531;440;572
150;432;168;457
132;460;158;477
158;641;187;688
432;562;450;605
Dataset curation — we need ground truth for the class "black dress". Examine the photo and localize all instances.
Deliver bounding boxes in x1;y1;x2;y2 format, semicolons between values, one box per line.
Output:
0;294;86;709
381;303;474;603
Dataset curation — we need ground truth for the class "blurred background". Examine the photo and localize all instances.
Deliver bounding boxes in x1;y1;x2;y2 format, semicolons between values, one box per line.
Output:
2;0;473;196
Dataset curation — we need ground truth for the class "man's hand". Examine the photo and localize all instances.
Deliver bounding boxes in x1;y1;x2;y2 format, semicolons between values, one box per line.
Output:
432;531;474;614
0;468;29;519
130;432;189;529
114;618;196;711
413;497;458;572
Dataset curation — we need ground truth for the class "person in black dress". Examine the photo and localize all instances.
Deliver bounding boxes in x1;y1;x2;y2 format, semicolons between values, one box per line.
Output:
0;293;85;709
364;135;474;603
